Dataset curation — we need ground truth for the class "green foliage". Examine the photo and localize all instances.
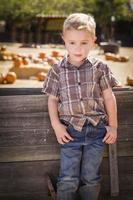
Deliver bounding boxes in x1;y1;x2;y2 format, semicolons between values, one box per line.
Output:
0;0;132;24
0;0;83;21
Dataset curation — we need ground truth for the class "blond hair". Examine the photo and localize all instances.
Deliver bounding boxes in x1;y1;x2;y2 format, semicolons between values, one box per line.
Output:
63;13;96;36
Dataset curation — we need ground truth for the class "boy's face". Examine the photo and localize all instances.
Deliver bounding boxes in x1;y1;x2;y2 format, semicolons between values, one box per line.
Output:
62;29;96;66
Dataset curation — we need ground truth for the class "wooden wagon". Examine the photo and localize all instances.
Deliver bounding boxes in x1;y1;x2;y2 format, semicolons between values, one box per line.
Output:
0;87;133;200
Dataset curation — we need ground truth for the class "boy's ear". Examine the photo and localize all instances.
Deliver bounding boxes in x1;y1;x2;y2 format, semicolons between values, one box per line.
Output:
94;36;97;43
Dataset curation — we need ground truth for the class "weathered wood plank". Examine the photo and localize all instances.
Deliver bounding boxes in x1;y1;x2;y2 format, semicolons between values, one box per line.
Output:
101;174;133;193
0;144;60;162
0;141;133;162
0;88;133;200
117;141;133;157
117;125;133;141
0;128;57;146
0;124;132;147
0;91;133;112
0;192;133;200
0;193;51;200
0;95;48;113
0;93;133;129
0;160;59;194
0;86;132;96
0;159;133;197
101;157;133;174
117;104;133;125
0;112;132;132
0;112;50;128
0;88;43;96
99;192;133;200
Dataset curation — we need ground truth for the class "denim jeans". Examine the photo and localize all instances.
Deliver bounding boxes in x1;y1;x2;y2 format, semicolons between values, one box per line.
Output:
57;120;106;200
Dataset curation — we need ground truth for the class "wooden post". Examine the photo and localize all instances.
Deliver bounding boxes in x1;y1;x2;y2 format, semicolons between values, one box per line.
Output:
109;143;119;197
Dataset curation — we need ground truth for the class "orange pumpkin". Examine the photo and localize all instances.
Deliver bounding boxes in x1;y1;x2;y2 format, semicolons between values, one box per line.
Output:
23;58;30;65
0;45;7;51
112;55;121;62
105;53;114;61
105;53;121;61
120;56;129;62
51;51;60;57
13;56;23;67
5;72;17;84
39;52;46;59
127;76;133;86
37;72;47;81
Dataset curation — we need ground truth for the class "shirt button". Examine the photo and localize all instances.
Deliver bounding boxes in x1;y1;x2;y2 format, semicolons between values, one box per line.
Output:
78;82;81;85
80;98;83;101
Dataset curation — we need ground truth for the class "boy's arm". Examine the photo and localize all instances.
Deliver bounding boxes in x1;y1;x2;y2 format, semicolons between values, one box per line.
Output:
48;95;73;144
102;88;118;144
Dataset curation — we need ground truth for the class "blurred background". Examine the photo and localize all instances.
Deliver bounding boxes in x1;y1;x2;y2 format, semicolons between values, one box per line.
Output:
0;0;133;87
0;2;133;200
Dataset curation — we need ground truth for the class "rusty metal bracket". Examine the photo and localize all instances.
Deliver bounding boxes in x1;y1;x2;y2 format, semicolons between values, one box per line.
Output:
45;173;57;200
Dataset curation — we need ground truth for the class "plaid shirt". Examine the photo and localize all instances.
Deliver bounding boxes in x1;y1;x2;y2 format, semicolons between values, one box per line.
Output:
42;56;119;131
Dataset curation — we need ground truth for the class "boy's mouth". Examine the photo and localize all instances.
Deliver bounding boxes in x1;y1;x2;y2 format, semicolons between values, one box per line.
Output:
74;54;82;57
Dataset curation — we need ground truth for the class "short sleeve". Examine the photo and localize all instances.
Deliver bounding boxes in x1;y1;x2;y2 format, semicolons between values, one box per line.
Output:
42;64;60;97
100;64;119;91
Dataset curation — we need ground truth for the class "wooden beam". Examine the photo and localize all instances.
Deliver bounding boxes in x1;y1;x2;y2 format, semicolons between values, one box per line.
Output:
109;143;119;197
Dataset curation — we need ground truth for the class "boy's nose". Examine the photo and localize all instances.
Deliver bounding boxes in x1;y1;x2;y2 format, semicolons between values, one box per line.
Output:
75;45;82;52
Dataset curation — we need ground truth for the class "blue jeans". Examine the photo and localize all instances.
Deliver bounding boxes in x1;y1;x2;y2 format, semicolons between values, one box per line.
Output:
57;120;106;200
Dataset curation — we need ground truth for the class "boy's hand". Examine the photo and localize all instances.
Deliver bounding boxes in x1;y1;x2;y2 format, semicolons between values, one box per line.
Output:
53;123;74;144
102;126;117;144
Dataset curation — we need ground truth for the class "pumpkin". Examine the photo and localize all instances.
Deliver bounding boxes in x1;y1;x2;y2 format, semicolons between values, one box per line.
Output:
0;45;7;51
112;55;121;62
120;56;129;62
105;53;129;62
5;72;17;84
105;53;121;61
23;58;30;65
127;76;133;86
37;72;47;81
39;52;46;59
105;53;114;61
13;56;23;67
51;50;60;57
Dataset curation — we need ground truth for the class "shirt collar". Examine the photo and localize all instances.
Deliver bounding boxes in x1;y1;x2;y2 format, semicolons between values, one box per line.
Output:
60;54;94;69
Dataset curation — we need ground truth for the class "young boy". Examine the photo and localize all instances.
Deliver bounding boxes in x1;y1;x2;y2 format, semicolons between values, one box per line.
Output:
42;13;118;200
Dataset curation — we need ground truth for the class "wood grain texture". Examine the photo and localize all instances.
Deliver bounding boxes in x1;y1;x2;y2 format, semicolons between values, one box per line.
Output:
0;88;133;199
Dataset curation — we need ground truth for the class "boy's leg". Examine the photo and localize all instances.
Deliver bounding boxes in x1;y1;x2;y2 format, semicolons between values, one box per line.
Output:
79;123;106;200
57;121;87;200
57;143;82;200
79;184;100;200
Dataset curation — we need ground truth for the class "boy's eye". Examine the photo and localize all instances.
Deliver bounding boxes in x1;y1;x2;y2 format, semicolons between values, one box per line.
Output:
82;42;88;45
69;42;75;45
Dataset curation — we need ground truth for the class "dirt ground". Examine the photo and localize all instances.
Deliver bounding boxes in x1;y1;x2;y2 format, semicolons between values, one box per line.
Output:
0;42;133;88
